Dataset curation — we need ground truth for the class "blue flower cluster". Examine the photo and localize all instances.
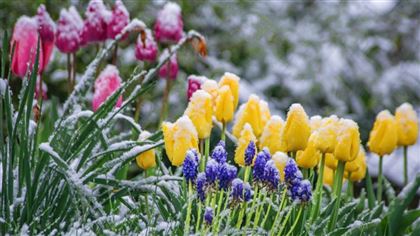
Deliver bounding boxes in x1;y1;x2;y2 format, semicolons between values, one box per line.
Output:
263;160;280;190
252;149;280;191
284;158;312;203
204;207;213;225
182;149;200;182
231;178;252;202
244;141;256;166
211;140;227;164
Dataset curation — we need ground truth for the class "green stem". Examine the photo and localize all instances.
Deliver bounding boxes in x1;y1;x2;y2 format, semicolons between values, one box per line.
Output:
270;189;287;235
377;156;383;202
278;205;294;236
236;201;247;229
205;137;210;168
403;146;408;185
195;203;202;232
285;206;303;236
347;179;353;199
261;194;274;229
310;153;325;222
221;122;226;141
199;139;205;172
244;166;251;183
184;181;193;235
213;190;224;233
328;160;345;231
252;190;266;231
245;186;260;227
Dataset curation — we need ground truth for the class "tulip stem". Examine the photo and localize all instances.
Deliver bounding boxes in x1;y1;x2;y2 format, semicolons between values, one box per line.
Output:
221;122;226;141
403;146;408;185
377;156;383;202
184;181;193;235
205;137;210;168
310;153;325;222
112;44;118;65
328;160;345;231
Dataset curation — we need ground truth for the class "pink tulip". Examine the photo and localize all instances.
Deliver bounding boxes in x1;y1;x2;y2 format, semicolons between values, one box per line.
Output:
135;29;158;62
11;16;44;78
80;0;111;45
154;2;183;43
158;49;178;80
107;0;130;39
56;7;83;53
187;75;207;100
36;4;55;72
93;65;123;111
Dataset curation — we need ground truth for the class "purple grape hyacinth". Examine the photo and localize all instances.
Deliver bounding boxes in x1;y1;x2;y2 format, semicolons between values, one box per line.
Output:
205;159;219;184
218;163;237;190
253;149;271;182
284;158;303;187
204;207;213;225
231;178;252;202
289;179;312;203
244;141;256;166
196;172;207;202
263;160;280;191
211;140;227;164
183;149;199;182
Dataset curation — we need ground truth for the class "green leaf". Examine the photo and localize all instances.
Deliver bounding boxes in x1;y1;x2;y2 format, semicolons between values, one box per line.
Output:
365;168;375;209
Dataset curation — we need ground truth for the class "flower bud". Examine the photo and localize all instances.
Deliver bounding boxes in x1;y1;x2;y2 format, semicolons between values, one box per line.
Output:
135;28;158;62
92;65;123;111
334;119;360;162
234;123;257;166
56;7;83;53
232;94;271;138
214;85;234;123
282;103;311;152
201;79;218;104
325;153;338;170
154;2;183;43
367;110;398;156
259;115;286;154
395;103;419;146
296;133;320;169
135;131;156;170
349;161;366;182
162;116;199;166
158;49;178;80
107;0;130;39
314;115;339;153
36;4;55;71
185;90;213;139
345;146;365;173
186;75;207;100
80;0;111;44
271;151;289;181
218;72;240;110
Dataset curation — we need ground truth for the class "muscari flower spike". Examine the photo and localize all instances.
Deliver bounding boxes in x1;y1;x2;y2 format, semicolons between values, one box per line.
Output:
244;140;256;166
289;179;312;203
263;160;280;191
182;149;199;182
218;163;237;190
196;172;207;202
253;149;271;182
205;159;219;185
284;158;303;187
204;207;213;225
231;178;252;202
211;140;227;164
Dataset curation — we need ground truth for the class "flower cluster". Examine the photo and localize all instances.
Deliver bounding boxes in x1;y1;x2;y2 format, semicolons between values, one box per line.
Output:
231;178;252;203
182;149;200;182
284;158;311;203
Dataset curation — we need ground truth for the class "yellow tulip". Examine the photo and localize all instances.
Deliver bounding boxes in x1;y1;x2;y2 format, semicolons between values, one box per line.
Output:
349;162;366;182
367;110;398;156
282;103;311;152
185;90;213;139
232;95;271;138
272;151;289;181
259;115;286;154
135;131;156;170
334;119;360;162
395;103;419;146
314;115;339;153
345;146;366;173
234;123;257;166
162;116;199;166
214;85;235;123
325;153;338;170
218;72;240;109
323;166;335;187
201;79;219;109
296;133;320;168
310;115;323;132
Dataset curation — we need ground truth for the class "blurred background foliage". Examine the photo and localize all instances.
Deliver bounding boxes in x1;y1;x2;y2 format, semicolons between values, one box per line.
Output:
1;0;419;141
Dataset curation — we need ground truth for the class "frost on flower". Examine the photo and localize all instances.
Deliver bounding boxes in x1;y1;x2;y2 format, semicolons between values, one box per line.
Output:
80;0;112;44
92;65;123;111
56;7;83;53
107;0;130;39
154;2;184;43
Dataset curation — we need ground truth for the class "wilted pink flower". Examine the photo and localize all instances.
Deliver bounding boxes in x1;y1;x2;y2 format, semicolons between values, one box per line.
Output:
135;29;158;62
56;7;83;53
35;76;48;100
11;16;44;78
158;49;178;80
36;4;55;72
80;0;111;45
107;0;130;39
93;65;123;111
154;2;183;43
187;75;207;100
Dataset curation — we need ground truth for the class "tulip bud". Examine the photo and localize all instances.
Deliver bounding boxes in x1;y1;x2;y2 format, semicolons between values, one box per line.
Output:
271;151;289;181
325;153;338;170
80;0;111;44
107;0;130;39
36;4;55;71
135;29;158;62
11;16;44;78
296;133;321;169
201;79;218;109
334;119;360;162
158;49;178;80
154;2;183;43
184;90;213;139
349;161;366;182
218;72;240;110
282;103;311;152
234;123;257;166
259;115;285;154
310;115;322;132
232;95;271;138
395;103;419;146
368;110;398;156
345;146;365;173
135;131;156;170
186;75;207;100
92;65;123;111
162;116;199;166
214;85;234;123
56;7;83;53
314;115;339;153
